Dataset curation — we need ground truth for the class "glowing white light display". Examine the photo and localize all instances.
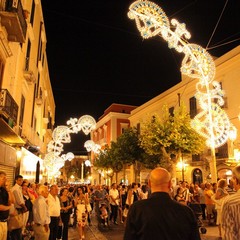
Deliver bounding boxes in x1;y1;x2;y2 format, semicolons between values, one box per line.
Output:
44;115;96;181
128;0;235;182
128;0;231;148
84;140;101;154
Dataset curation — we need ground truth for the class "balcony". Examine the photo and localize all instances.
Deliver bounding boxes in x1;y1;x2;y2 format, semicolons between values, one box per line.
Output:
0;0;27;43
0;88;18;125
23;57;36;84
0;89;24;146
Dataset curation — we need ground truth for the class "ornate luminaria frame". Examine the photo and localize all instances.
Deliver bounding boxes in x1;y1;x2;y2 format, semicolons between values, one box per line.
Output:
44;115;96;181
84;140;101;154
128;0;233;182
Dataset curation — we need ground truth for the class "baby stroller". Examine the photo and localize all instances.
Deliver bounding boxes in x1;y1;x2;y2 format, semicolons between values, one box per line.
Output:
189;203;207;234
96;201;110;231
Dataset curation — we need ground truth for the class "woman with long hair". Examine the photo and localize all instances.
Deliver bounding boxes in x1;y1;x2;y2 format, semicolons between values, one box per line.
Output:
74;186;88;240
59;188;73;240
213;179;228;238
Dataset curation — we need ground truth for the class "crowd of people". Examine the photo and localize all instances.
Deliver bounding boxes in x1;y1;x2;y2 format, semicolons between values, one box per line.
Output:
0;165;240;240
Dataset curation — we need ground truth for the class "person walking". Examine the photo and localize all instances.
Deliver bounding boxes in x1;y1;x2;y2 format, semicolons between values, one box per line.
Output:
124;167;200;240
32;185;50;240
75;186;88;240
59;188;73;240
212;179;228;238
109;183;119;225
221;165;240;240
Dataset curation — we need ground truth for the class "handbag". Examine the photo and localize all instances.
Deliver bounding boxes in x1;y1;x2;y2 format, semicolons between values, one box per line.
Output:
123;207;128;218
86;204;92;212
7;213;23;231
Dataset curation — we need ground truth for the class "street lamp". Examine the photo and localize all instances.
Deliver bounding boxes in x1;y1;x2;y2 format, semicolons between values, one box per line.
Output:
228;125;237;159
176;157;188;181
80;159;92;183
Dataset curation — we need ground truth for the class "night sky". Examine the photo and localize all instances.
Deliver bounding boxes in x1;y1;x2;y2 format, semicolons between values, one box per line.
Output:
41;0;240;153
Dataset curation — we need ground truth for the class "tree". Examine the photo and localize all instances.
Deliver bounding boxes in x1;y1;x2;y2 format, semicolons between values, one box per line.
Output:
95;127;160;183
139;104;206;176
94;144;123;183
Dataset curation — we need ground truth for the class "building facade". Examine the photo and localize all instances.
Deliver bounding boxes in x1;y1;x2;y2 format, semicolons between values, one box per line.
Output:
129;46;240;184
0;0;55;184
92;46;240;185
91;103;137;185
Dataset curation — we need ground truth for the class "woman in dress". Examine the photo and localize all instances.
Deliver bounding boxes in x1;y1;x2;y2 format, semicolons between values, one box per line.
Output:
74;186;89;240
213;179;229;238
60;188;73;240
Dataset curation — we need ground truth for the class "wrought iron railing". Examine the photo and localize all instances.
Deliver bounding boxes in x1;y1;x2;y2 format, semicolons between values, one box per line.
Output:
0;89;18;125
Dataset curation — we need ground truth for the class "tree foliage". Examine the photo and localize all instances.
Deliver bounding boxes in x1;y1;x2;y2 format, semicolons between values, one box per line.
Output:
94;127;160;174
139;104;206;171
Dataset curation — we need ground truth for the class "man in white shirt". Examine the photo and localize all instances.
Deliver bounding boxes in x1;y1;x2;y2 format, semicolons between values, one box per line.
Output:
33;185;50;240
48;185;61;240
11;175;27;239
109;183;119;224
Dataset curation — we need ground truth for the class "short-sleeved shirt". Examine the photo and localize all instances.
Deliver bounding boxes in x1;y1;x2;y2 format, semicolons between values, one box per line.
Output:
0;187;9;220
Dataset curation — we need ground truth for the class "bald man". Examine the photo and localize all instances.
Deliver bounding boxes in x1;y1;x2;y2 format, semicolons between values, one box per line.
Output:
124;167;200;240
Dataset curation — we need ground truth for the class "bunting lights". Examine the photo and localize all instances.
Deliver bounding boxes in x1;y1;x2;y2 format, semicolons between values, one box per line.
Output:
128;0;235;182
44;115;96;181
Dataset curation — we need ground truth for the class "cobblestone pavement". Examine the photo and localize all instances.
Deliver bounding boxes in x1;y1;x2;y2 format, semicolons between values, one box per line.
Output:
68;213;221;240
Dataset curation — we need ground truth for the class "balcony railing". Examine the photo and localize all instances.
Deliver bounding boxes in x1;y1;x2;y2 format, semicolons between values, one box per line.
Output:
0;89;18;125
0;0;27;43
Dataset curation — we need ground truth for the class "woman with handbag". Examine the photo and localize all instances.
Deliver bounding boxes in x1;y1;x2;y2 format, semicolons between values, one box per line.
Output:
59;188;73;240
75;187;88;240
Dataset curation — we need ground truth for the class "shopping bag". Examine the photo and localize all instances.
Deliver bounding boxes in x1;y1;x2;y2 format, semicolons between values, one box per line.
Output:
8;213;23;231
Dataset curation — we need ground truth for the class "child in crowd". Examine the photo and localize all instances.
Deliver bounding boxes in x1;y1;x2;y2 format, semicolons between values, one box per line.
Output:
100;203;108;226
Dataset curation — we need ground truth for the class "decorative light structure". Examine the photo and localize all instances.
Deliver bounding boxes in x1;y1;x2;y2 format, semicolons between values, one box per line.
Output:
44;115;96;183
128;0;233;182
84;140;101;154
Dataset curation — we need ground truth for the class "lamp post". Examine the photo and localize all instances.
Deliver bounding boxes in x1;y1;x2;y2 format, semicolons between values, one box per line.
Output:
84;140;100;183
80;159;92;183
228;125;237;159
177;157;188;182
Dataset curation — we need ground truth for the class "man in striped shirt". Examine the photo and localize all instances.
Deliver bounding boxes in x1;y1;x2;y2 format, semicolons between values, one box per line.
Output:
221;165;240;240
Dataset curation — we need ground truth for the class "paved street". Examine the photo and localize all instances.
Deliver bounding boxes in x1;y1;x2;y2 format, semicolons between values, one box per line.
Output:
68;212;220;240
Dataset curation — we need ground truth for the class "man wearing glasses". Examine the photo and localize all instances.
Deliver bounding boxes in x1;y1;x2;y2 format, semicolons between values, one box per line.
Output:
221;165;240;240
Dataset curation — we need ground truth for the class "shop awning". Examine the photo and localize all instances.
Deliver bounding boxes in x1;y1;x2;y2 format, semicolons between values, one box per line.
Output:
0;118;25;145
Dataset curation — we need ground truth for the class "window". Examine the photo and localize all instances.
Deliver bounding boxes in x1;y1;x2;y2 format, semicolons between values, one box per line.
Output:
25;40;31;71
30;0;35;26
189;97;197;119
36;22;43;66
18;95;25;136
169;107;174;117
0;55;4;87
192;154;200;162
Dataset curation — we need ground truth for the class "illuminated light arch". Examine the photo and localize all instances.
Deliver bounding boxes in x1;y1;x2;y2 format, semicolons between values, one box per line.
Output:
128;0;235;182
44;115;96;181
